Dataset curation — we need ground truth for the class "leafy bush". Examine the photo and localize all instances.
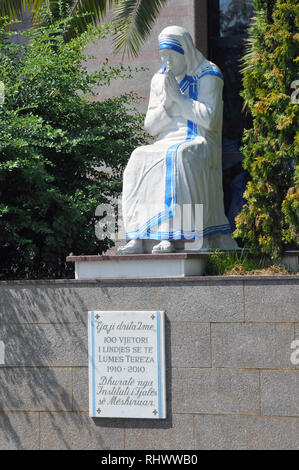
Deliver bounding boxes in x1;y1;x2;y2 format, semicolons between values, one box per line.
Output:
0;14;147;279
234;0;299;257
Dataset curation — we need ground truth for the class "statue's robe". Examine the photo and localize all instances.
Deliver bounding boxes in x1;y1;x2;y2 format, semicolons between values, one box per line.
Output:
122;60;232;242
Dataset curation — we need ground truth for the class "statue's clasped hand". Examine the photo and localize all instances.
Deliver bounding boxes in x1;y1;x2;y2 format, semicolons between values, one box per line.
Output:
161;70;186;118
164;70;182;102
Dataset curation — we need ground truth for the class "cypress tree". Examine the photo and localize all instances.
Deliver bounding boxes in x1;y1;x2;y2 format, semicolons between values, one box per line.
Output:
234;0;299;257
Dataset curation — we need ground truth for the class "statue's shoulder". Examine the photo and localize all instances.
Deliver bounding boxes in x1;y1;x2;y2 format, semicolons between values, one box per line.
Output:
193;60;224;82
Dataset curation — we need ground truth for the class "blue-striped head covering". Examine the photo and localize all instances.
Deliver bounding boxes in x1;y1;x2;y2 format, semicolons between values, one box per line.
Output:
158;37;184;55
158;26;206;75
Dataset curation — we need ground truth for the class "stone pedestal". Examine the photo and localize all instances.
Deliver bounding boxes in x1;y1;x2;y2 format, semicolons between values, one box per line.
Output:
66;253;209;279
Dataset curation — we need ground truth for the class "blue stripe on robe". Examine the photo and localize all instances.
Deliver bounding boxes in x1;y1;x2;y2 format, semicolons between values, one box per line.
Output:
126;67;230;241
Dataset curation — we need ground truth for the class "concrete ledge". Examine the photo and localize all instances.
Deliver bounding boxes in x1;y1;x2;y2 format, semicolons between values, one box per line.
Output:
66;253;209;279
0;274;298;285
66;253;215;261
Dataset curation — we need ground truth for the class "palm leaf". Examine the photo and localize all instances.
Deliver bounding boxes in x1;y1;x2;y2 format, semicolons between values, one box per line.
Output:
71;0;115;20
0;0;167;56
112;0;168;57
0;0;116;38
0;0;29;20
65;0;116;39
0;0;51;21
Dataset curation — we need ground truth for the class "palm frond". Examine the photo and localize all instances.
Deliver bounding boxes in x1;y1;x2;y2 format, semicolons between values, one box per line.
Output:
31;0;50;14
0;0;51;21
0;0;167;56
65;0;116;38
0;0;28;20
112;0;168;57
71;0;115;19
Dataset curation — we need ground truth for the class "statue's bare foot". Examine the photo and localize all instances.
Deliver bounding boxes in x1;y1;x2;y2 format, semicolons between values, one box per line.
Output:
116;239;144;255
152;240;175;254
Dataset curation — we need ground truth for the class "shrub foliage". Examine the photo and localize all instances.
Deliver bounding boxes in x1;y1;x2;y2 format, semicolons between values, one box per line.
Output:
234;0;299;256
0;15;147;279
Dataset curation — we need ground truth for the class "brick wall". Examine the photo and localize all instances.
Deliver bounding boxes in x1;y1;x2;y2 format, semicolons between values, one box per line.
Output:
0;275;298;449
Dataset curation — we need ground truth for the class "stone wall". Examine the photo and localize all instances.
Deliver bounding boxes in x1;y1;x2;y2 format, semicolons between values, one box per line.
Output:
0;275;298;450
85;0;196;111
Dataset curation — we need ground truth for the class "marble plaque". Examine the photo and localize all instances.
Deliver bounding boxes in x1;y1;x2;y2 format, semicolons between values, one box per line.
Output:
88;311;166;419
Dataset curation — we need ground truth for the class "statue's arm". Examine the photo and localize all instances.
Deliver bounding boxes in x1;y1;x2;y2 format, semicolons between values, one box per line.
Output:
144;74;173;136
179;75;223;131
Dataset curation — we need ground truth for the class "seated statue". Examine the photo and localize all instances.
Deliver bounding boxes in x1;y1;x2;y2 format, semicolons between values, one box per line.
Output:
117;25;238;254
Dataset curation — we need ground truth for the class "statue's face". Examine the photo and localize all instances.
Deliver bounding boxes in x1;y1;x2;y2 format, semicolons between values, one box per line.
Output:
159;49;187;77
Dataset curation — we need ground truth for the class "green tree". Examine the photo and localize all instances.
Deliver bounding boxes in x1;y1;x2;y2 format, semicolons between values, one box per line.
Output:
234;0;299;257
0;14;147;279
0;0;168;56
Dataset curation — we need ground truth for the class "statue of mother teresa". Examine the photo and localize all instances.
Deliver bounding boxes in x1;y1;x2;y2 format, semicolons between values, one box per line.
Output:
117;26;238;254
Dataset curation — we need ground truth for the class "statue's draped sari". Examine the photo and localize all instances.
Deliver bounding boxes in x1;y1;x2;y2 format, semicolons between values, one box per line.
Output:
122;27;232;243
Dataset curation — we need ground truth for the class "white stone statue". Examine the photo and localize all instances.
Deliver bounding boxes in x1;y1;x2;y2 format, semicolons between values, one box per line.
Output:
117;25;238;254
